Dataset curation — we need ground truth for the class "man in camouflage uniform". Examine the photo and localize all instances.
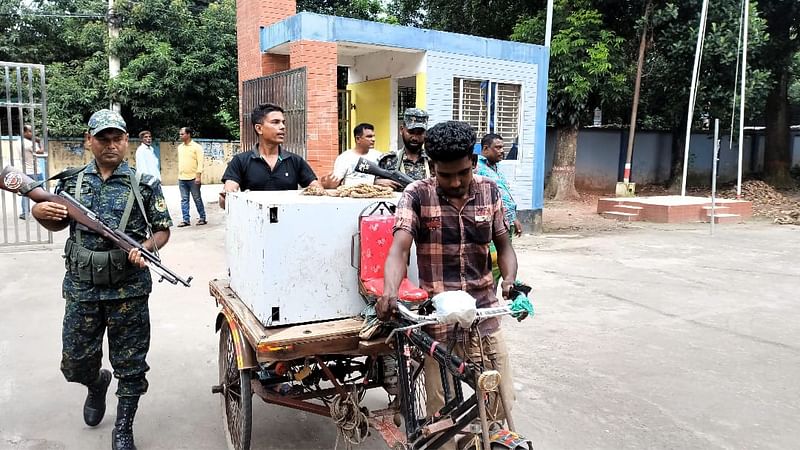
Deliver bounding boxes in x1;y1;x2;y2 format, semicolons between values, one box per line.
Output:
32;109;172;450
378;108;432;187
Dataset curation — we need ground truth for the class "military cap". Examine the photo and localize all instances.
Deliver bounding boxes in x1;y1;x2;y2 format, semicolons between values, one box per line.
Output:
403;108;428;131
88;109;127;136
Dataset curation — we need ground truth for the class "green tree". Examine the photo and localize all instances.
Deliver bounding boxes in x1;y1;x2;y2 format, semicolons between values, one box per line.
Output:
513;0;627;200
1;0;238;139
639;1;771;187
591;1;771;188
388;0;540;39
111;0;239;139
297;0;385;20
790;52;800;112
755;0;800;186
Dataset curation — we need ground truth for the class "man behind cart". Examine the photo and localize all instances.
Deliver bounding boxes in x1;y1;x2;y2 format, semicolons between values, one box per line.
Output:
377;120;518;450
219;103;323;207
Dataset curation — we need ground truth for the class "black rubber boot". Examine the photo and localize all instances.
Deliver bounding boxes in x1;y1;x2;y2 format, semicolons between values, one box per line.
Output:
112;396;139;450
83;369;112;427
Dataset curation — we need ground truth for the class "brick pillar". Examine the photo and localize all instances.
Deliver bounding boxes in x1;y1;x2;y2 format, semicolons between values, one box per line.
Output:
236;0;295;133
236;0;295;85
290;40;338;176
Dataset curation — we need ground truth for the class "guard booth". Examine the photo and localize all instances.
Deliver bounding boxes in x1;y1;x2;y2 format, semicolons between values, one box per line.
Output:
0;61;52;247
237;8;549;230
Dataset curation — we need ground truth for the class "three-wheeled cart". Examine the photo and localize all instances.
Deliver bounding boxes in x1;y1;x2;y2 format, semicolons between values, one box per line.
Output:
211;191;532;450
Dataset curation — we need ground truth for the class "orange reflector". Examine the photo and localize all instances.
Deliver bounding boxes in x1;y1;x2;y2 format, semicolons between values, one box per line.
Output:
258;343;294;353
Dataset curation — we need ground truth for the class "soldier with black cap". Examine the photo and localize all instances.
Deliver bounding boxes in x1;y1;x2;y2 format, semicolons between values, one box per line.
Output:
378;108;433;186
31;108;172;450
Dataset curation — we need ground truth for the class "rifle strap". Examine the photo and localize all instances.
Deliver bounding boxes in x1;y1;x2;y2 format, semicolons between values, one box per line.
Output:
75;170;86;246
118;173;138;233
127;169;159;257
18;165;87;195
74;166;142;247
129;170;152;232
50;166;87;181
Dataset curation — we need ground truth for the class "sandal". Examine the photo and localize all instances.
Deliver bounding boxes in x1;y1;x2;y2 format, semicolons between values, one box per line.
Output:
196;219;208;225
177;222;190;227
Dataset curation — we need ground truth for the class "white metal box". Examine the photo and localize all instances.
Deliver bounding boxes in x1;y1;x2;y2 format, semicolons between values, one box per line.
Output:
225;190;399;326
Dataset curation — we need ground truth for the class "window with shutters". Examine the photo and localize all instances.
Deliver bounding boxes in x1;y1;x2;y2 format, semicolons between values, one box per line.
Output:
452;78;521;154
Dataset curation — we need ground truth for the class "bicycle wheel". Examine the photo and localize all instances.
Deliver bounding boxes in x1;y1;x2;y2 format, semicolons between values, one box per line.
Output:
409;352;427;421
219;320;253;450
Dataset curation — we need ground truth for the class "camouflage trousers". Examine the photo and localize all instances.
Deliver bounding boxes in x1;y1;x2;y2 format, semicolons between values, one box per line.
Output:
61;295;151;397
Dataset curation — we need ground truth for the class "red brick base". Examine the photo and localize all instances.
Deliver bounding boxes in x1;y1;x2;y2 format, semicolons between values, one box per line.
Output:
597;196;752;224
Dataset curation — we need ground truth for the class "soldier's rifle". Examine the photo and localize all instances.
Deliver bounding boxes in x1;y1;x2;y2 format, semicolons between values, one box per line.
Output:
353;156;416;188
0;165;192;287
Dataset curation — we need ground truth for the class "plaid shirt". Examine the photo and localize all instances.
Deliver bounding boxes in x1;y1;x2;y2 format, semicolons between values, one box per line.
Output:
394;175;510;337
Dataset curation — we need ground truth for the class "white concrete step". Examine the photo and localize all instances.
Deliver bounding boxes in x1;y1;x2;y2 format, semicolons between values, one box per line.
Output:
601;211;640;222
702;213;741;224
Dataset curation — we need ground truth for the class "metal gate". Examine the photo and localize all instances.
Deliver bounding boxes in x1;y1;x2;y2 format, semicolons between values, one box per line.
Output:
241;68;307;158
337;89;351;153
0;61;51;247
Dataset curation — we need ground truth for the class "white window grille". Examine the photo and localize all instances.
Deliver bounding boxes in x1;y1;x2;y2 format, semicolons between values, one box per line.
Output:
452;78;521;154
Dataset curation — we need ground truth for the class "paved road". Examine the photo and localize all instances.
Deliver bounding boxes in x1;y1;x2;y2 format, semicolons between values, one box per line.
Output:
1;186;798;449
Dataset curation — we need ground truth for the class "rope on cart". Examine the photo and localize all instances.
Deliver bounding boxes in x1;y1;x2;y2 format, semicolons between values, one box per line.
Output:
330;387;369;450
301;184;395;198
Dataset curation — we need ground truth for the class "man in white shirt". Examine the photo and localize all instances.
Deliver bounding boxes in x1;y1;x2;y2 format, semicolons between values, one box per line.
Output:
135;130;160;181
321;123;399;189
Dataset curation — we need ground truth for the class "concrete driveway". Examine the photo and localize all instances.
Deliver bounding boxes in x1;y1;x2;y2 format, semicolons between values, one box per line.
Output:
1;185;798;449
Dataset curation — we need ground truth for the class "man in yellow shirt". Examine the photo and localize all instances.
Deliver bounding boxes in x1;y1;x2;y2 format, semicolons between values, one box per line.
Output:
177;127;206;226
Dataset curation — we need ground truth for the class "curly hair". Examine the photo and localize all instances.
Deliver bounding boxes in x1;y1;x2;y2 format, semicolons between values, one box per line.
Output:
424;121;476;162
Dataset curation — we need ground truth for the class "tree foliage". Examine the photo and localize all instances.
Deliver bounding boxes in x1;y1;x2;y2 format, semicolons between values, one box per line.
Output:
388;0;542;39
297;0;386;21
638;1;771;130
512;0;627;128
753;0;800;184
1;0;238;139
111;0;239;139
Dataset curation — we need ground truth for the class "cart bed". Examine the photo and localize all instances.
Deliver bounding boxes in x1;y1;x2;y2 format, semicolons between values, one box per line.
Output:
210;279;386;362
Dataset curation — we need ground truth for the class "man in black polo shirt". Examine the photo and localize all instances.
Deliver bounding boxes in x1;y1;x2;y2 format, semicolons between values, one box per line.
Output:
219;103;322;207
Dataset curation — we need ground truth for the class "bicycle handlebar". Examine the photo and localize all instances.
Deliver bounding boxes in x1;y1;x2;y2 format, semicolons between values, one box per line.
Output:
395;302;515;325
386;302;517;344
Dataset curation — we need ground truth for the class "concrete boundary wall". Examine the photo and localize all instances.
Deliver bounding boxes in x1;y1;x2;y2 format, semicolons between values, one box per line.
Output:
544;128;800;191
45;138;241;186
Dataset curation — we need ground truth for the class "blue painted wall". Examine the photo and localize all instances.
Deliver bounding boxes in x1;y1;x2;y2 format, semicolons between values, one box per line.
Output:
425;51;543;211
